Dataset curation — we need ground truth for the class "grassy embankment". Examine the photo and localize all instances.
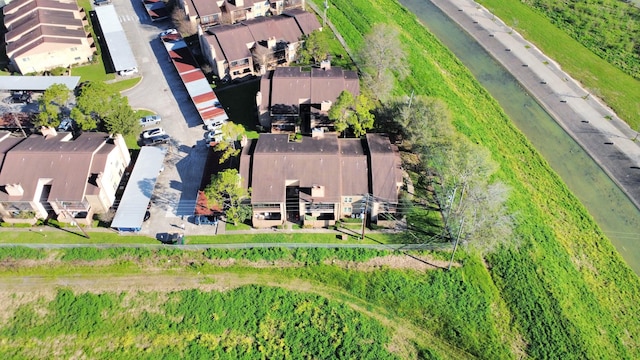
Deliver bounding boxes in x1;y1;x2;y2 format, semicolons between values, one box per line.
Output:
0;247;504;359
476;0;640;130
315;0;640;358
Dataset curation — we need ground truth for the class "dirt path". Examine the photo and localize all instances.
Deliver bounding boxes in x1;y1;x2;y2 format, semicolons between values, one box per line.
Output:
0;271;473;360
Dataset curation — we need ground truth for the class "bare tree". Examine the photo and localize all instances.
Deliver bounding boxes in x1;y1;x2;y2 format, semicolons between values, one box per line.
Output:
171;7;197;36
358;24;409;101
252;45;274;74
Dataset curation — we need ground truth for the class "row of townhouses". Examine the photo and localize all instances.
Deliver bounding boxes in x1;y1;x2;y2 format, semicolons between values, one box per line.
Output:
1;0;404;229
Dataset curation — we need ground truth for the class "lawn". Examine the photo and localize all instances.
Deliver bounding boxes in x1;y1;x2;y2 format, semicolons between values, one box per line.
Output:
0;229;156;244
187;231;394;245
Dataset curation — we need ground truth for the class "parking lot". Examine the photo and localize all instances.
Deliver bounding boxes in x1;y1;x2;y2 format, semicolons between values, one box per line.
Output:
111;0;217;236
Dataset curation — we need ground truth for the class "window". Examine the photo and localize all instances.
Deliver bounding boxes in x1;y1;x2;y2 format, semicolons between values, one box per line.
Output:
74;57;81;61
22;57;30;62
71;47;78;51
344;197;352;203
344;207;352;213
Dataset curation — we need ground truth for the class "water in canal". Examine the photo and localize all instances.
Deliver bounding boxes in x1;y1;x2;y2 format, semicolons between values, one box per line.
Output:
397;0;640;274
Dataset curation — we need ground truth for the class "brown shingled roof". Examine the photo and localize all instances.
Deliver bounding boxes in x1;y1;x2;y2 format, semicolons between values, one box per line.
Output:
243;133;400;205
207;25;254;62
283;9;322;35
5;6;81;30
188;0;222;17
366;134;402;202
262;66;360;112
0;132;112;203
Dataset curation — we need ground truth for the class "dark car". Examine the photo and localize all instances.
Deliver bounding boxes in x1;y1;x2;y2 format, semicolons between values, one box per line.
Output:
94;0;111;5
10;91;31;104
195;215;218;226
157;232;184;245
142;134;170;146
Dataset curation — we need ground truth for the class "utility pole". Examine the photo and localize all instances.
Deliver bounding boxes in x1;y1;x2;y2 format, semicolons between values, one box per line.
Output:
448;217;464;271
361;194;368;240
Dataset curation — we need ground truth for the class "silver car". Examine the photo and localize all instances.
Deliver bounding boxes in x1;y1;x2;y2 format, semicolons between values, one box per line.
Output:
139;115;161;127
141;127;165;139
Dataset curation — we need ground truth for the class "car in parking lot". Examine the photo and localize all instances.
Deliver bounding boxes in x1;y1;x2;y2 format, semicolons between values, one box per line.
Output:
194;215;218;226
159;28;178;38
94;0;111;5
142;134;170;146
57;117;74;131
118;68;138;76
139;115;162;127
141;127;165;139
204;129;224;143
9;91;32;104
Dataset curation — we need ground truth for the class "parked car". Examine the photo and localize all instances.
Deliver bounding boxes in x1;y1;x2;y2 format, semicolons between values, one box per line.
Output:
57;117;74;131
141;127;165;139
139;115;161;127
195;215;218;226
10;91;32;104
94;0;111;5
204;129;223;143
204;119;225;131
158;232;184;245
159;28;178;38
118;68;138;76
143;134;170;146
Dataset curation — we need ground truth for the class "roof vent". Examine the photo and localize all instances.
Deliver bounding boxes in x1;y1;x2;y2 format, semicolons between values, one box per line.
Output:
311;185;325;198
312;127;324;138
40;126;57;138
5;183;24;196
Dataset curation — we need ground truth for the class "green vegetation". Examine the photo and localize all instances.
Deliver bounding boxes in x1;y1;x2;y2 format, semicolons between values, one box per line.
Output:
0;286;397;359
205;169;252;226
476;0;640;129
316;0;640;358
0;247;508;359
0;231;157;244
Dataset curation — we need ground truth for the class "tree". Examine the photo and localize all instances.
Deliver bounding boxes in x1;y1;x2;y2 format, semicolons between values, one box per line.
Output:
390;95;455;151
34;84;71;128
213;122;246;164
327;91;375;137
171;7;197;36
204;169;251;226
358;24;409;101
75;81;138;135
297;30;330;65
102;97;137;136
427;137;514;257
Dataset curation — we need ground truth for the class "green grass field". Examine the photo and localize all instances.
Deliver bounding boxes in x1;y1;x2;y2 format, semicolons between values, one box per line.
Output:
313;0;640;358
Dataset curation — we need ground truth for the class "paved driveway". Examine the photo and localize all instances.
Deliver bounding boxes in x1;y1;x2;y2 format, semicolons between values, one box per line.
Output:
109;0;213;237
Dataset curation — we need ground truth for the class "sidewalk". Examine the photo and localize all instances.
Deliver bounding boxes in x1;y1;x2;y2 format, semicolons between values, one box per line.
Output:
431;0;640;210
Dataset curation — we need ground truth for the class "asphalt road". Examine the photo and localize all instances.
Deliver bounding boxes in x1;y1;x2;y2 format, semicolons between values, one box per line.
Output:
107;0;212;237
431;0;640;210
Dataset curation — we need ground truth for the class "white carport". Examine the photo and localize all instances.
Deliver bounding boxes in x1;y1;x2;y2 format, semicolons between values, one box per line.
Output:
94;5;138;74
111;146;166;232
